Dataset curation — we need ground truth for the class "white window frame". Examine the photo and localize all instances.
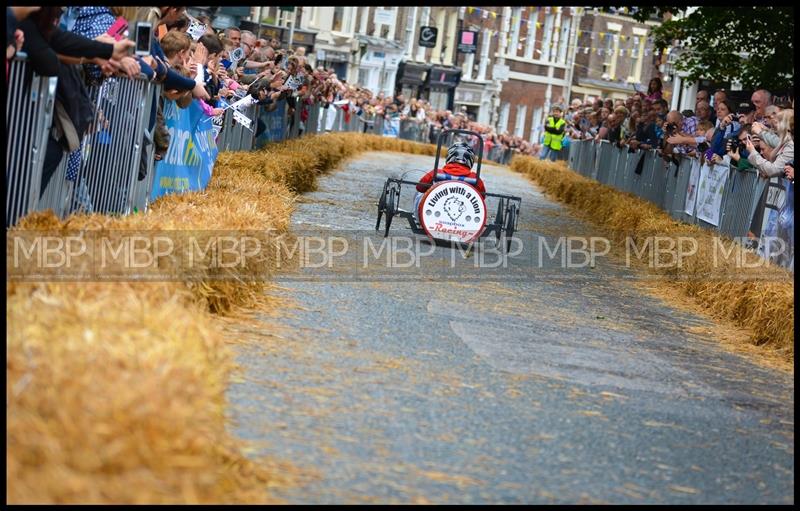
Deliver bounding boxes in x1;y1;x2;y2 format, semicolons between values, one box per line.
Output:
540;14;553;61
509;7;522;57
530;106;542;143
499;102;511;134
557;17;570;64
524;10;538;59
606;23;622;80
515;104;527;138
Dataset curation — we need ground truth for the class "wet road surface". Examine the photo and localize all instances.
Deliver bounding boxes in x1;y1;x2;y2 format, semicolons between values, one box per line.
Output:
226;152;794;504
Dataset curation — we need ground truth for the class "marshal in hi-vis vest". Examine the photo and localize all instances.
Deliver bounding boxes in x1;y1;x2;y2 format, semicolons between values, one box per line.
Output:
543;116;566;150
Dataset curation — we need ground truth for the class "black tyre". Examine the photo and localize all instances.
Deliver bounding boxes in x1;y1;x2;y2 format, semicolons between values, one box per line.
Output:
384;187;397;237
375;184;387;231
504;204;517;253
494;198;505;245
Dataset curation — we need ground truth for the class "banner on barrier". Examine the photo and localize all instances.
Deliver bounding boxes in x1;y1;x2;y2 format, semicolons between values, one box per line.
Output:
382;116;400;138
151;99;218;200
755;177;793;270
684;158;701;215
695;162;728;226
256;100;287;146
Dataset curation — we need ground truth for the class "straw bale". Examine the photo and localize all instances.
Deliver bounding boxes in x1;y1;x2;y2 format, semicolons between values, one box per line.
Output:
7;280;300;503
511;155;794;359
6;133;489;502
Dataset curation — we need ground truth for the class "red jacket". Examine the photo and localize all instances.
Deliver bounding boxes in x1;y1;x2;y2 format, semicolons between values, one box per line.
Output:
416;162;486;196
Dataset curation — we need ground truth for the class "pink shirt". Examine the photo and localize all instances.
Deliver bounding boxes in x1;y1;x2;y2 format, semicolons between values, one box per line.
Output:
645;90;663;102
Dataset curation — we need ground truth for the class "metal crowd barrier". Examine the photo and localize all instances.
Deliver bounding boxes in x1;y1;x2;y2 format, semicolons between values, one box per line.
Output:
7;56;58;227
398;119;425;142
65;75;158;216
218;102;257;151
567;139;770;242
7;58;159;226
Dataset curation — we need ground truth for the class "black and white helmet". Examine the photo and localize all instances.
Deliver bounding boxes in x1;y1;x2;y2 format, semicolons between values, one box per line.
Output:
446;141;475;169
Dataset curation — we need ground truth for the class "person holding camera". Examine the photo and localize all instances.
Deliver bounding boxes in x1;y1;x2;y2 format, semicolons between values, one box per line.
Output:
708;99;741;157
750;105;784;151
746;109;794;179
710;124;756;171
662;110;699;157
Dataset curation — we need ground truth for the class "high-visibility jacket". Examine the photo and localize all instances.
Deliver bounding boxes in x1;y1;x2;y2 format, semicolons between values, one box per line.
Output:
543;116;566;150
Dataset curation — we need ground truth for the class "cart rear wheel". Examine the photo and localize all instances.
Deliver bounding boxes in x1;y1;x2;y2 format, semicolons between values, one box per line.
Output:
375;184;388;231
384;186;398;237
504;203;517;253
494;198;506;245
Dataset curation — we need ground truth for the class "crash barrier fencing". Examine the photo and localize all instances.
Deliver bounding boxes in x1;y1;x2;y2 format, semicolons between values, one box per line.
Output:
8;57;544;226
567;139;793;270
7;56;159;227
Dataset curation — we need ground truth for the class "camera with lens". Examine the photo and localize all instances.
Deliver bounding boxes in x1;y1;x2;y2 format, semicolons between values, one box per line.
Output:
726;136;743;154
697;141;710;153
665;122;678;135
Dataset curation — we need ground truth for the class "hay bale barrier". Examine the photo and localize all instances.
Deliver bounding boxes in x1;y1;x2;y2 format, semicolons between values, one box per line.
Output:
6;133;441;503
510;155;794;362
8;133;793;502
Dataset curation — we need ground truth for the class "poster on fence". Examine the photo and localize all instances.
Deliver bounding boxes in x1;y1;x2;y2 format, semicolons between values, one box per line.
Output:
255;100;287;148
684;158;701;215
753;177;793;270
694;162;728;226
151;99;218;201
382;116;400;138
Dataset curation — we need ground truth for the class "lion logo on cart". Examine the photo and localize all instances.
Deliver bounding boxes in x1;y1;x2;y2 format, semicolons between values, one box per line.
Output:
443;196;466;221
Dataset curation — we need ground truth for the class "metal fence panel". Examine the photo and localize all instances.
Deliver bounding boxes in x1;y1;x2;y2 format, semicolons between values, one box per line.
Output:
64;76;153;216
718;168;760;238
648;157;669;206
595;141;613;184
38;156;71;218
568;140;580;170
614;148;629;190
6;58;58;227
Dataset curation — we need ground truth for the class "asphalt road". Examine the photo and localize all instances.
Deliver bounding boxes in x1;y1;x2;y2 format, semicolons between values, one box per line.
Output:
226;151;794;504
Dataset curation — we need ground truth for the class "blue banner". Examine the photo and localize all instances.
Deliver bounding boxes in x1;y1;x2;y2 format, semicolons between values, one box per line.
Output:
255;100;287;148
151;99;218;200
383;116;400;138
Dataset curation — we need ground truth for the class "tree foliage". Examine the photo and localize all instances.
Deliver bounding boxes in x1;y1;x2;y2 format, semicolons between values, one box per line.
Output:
621;6;794;91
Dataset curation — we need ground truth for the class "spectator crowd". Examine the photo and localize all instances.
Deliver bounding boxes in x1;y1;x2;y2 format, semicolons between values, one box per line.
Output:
547;77;793;183
6;6;794;182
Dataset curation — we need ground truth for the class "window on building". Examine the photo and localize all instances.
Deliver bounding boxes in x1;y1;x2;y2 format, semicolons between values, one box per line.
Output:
499;102;510;133
602;34;615;77
381;69;394;94
540;15;553;61
332;7;345;32
359;68;371;87
558;18;570;64
429;89;450;110
530;106;542;143
515;105;527;138
629;35;642;82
